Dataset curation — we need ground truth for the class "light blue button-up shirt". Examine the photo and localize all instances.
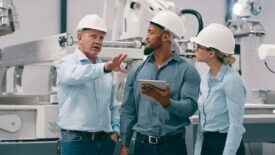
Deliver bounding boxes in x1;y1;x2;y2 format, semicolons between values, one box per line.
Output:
120;52;201;145
57;48;120;133
194;64;246;155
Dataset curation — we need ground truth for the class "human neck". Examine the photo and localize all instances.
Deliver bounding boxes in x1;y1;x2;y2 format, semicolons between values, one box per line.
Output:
208;61;223;80
154;47;172;69
89;57;96;63
81;50;96;63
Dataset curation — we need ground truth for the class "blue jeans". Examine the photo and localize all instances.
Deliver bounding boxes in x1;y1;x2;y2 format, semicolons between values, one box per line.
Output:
60;130;116;155
133;133;187;155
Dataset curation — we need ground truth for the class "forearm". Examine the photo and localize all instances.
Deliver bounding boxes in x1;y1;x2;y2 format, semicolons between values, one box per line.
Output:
111;108;120;134
165;98;198;118
223;125;243;155
165;68;200;117
58;62;105;85
111;107;120;133
120;104;136;145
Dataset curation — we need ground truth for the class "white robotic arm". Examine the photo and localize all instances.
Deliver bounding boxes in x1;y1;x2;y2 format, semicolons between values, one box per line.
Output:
111;0;203;41
258;44;275;74
112;0;179;40
0;0;20;36
228;0;265;38
258;44;275;61
233;0;262;17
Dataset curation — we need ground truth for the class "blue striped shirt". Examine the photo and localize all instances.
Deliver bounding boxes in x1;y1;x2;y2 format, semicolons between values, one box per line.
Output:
57;48;120;133
120;51;201;145
194;64;246;155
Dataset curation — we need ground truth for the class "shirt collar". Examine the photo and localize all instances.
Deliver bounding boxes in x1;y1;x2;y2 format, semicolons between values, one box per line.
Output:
75;48;89;61
207;64;229;81
147;51;181;63
74;48;101;63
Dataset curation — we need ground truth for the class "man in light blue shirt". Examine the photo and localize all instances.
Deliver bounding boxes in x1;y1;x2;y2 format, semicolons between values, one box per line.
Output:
57;14;127;155
120;10;200;155
192;23;247;155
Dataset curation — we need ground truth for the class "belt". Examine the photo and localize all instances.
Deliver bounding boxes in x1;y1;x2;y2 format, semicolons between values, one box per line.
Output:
61;129;111;141
203;131;227;137
136;132;184;144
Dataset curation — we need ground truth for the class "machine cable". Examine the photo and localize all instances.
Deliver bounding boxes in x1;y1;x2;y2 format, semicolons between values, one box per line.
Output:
264;61;275;74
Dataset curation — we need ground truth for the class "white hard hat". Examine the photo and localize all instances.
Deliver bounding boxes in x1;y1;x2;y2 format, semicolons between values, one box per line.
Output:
150;10;185;39
76;14;107;33
191;23;235;54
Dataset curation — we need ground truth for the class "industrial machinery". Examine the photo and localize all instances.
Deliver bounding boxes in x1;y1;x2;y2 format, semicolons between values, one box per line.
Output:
227;0;265;38
258;44;275;61
0;33;145;155
0;0;19;36
226;0;275;154
107;1;275;155
258;44;275;74
0;34;63;155
0;0;275;155
0;1;202;154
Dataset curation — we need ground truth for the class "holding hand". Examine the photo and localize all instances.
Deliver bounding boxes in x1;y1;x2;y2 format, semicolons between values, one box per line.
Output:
140;83;171;107
104;54;127;73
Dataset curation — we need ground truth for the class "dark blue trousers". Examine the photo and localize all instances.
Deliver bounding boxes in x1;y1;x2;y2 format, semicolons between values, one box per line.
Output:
133;133;187;155
201;132;245;155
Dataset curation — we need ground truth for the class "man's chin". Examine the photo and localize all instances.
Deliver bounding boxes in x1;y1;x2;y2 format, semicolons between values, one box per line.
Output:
90;49;100;54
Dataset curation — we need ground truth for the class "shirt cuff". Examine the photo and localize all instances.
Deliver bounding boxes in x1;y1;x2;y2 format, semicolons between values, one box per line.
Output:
120;135;128;146
113;126;120;135
96;63;106;76
103;65;112;73
165;99;176;111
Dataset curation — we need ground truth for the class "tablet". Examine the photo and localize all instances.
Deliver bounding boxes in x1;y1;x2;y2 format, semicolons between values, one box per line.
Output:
138;79;168;102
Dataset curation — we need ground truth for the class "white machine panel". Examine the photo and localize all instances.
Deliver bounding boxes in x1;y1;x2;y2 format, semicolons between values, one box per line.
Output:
0;105;59;140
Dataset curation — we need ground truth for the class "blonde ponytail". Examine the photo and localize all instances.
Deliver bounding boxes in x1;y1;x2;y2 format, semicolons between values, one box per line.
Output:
211;48;236;65
223;54;235;64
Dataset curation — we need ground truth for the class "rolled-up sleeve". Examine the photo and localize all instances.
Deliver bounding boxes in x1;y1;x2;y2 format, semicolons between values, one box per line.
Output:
110;83;120;134
166;68;200;118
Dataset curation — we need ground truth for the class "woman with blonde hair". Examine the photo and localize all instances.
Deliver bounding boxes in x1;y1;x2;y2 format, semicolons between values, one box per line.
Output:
192;23;246;155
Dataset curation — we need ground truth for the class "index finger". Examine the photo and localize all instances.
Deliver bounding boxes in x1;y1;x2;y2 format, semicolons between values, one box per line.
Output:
118;54;127;63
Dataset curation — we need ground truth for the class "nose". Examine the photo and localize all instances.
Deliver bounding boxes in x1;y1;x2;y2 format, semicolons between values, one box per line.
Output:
146;33;150;40
94;38;102;45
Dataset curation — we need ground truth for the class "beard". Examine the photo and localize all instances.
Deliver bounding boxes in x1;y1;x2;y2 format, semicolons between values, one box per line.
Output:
144;47;154;55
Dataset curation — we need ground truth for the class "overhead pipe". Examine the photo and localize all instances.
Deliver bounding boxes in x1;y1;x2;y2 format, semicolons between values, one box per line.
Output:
60;0;67;33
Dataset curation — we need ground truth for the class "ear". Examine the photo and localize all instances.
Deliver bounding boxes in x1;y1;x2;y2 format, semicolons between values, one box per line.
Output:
162;31;170;42
209;51;216;58
77;32;82;41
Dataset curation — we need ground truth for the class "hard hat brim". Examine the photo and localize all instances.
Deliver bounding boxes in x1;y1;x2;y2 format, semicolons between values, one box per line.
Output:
190;37;209;48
